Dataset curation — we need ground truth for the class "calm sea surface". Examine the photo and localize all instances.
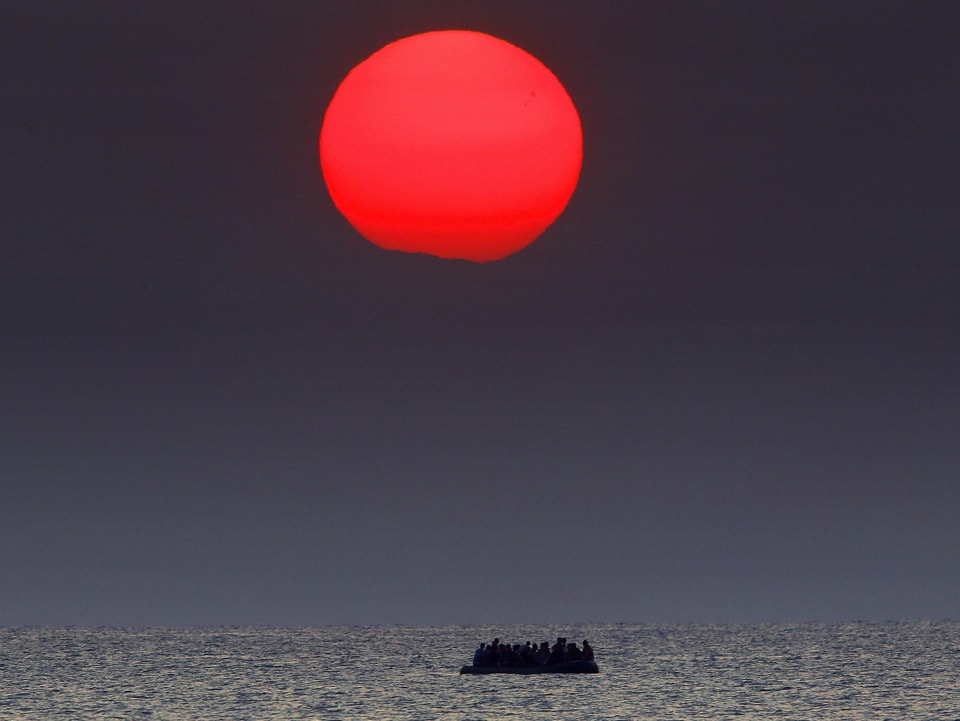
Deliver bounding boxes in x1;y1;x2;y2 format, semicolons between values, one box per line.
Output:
1;622;958;720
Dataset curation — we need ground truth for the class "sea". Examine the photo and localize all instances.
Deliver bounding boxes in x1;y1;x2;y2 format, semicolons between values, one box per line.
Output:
1;622;958;720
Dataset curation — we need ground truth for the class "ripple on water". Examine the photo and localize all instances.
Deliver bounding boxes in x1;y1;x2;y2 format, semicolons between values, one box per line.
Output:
1;622;958;720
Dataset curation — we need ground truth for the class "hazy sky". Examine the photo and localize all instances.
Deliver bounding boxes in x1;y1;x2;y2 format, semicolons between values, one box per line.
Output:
3;1;958;627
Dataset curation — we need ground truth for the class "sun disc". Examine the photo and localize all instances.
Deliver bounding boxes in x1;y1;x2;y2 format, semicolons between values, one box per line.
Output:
320;30;583;262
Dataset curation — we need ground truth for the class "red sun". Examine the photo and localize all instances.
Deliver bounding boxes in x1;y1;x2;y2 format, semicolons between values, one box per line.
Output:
320;30;583;262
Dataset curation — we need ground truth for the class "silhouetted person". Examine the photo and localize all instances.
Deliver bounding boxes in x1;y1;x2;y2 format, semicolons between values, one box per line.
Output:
488;638;500;666
548;637;565;664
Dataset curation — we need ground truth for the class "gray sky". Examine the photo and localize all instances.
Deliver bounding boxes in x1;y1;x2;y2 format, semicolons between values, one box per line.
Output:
2;1;958;626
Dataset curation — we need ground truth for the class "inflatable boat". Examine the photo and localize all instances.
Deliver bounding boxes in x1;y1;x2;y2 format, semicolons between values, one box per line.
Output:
459;659;599;674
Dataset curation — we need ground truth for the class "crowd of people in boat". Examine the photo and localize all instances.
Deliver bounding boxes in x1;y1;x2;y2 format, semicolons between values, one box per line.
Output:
469;636;595;668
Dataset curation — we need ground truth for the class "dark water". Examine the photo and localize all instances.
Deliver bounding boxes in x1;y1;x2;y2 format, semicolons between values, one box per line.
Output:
1;622;958;719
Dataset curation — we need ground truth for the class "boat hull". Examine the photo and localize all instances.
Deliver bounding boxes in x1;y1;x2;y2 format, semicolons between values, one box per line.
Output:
460;660;599;674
